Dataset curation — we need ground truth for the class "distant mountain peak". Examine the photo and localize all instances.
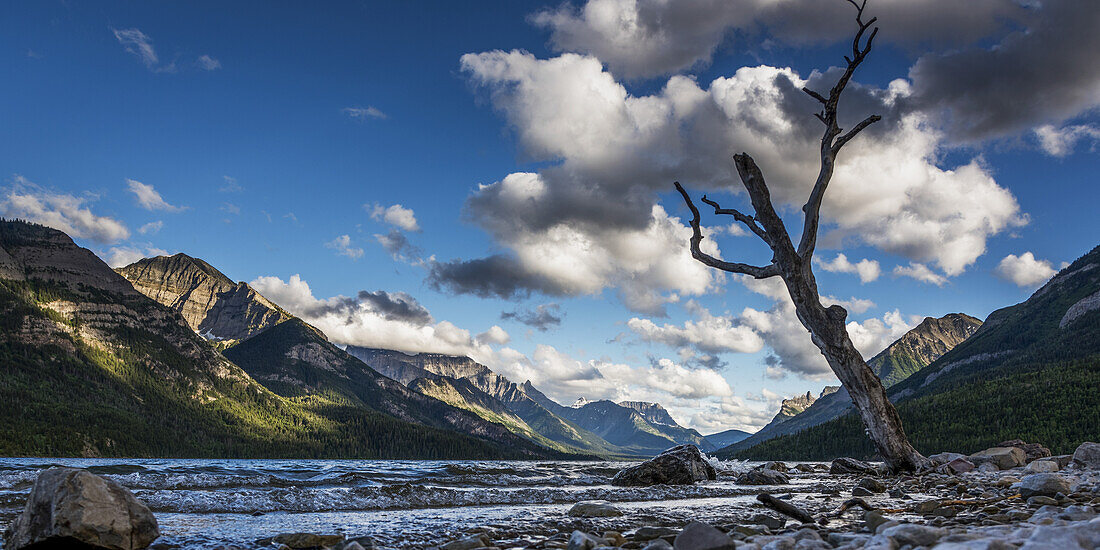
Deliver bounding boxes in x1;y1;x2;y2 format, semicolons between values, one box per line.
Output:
571;397;590;408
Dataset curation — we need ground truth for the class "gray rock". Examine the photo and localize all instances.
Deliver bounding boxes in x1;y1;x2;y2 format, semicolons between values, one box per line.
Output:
864;511;889;532
852;487;874;497
673;521;734;550
736;469;790;485
977;462;1000;473
969;447;1027;470
1018;473;1071;498
568;501;623;518
611;445;717;487
643;539;673;550
1027;460;1060;473
568;531;599;550
857;477;887;493
1051;454;1075;468
748;514;786;531
862;533;898;550
1019;518;1100;549
442;534;492;550
634;527;678;541
943;458;976;474
1071;442;1100;469
829;458;877;475
4;467;159;550
764;462;789;473
933;540;1015;550
998;439;1053;462
929;452;966;465
879;524;946;546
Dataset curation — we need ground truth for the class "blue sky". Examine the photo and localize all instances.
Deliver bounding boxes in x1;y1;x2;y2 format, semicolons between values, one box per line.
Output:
2;0;1098;432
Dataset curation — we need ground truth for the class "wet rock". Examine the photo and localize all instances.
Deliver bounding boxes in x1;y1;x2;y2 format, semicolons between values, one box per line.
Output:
673;521;734;550
568;501;623;518
997;439;1052;463
1018;473;1071;498
1072;442;1100;469
748;514;786;531
794;464;816;473
1026;496;1059;507
829;458;877;475
1026;460;1060;473
764;462;789;473
857;477;887;493
736;469;790;485
611;445;717;487
269;533;346;549
852;487;874;497
567;531;599;550
642;539;673;550
864;511;889;532
634;527;678;542
969;447;1026;470
4;467;160;550
879;524;946;546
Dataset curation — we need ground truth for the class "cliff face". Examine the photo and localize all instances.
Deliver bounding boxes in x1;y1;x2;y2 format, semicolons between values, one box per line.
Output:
618;401;678;426
117;254;289;342
870;313;983;387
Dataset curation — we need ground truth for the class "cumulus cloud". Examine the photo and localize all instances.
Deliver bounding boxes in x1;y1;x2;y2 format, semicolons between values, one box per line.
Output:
127;179;186;212
440;51;1024;310
325;234;363;259
343;106;388;120
368;203;420;232
501;303;565;331
112;28;174;73
532;0;1025;79
995;252;1058;288
196;55;221;71
816;253;881;283
476;325;511;345
627;301;764;355
103;245;168;268
1034;124;1100;157
374;229;422;262
893;262;949;286
1;178;130;244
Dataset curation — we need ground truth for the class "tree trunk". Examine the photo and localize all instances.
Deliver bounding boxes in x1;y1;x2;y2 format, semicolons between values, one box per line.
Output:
782;257;928;472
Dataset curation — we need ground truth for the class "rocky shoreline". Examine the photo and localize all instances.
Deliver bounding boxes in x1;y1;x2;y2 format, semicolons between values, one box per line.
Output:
3;442;1099;550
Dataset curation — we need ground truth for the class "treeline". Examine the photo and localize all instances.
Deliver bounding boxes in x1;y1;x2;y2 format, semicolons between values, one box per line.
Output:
730;356;1100;461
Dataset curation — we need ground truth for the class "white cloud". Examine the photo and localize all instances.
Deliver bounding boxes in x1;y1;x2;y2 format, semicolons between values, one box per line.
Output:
104;245;168;268
816;253;881;283
112;28;174;73
1034;124;1100;157
627;301;764;355
995;252;1058;288
325;234;363;259
196;55;221;71
441;52;1025;309
369;203;420;232
126;179;185;212
893;262;949;286
343;106;387;120
476;325;511;346
138;221;163;235
1;178;130;244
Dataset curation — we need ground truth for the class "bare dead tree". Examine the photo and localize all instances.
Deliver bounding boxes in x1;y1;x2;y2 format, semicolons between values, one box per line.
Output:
675;0;928;472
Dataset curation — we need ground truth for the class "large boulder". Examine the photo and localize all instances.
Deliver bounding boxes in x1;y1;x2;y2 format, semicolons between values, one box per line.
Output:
4;467;159;550
673;521;734;550
734;469;789;485
997;439;1052;462
829;457;878;475
1072;442;1100;469
1017;473;1071;498
611;445;716;487
969;447;1026;470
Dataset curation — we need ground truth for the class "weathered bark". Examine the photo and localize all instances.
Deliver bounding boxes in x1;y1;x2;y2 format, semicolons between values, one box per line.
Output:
674;0;929;472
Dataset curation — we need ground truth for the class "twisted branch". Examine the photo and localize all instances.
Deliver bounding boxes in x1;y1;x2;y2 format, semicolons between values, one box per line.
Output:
673;182;779;279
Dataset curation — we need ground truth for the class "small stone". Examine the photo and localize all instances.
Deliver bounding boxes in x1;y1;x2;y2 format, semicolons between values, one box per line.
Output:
1018;473;1071;498
933;506;958;518
764;461;789;473
863;511;889;532
442;534;492;550
1026;460;1059;473
852;487;874;497
735;469;790;485
879;524;946;546
569;501;624;518
749;514;786;531
857;477;887;493
568;531;599;550
829;457;877;475
673;521;734;550
634;527;677;542
1026;495;1059;506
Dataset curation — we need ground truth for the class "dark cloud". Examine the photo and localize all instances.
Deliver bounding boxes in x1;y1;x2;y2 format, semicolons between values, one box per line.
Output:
501;303;565;331
374;229;421;261
426;254;571;299
906;0;1100;142
357;290;433;325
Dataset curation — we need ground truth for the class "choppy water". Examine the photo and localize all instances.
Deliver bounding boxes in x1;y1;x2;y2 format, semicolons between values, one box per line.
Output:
0;458;838;549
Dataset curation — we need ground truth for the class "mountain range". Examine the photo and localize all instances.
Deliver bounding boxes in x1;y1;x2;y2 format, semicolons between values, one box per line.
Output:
727;245;1100;459
719;313;982;455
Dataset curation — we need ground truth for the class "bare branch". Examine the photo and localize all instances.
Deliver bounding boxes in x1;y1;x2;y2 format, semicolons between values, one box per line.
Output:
699;195;770;243
673;182;779;279
833;114;881;152
802;87;828;104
